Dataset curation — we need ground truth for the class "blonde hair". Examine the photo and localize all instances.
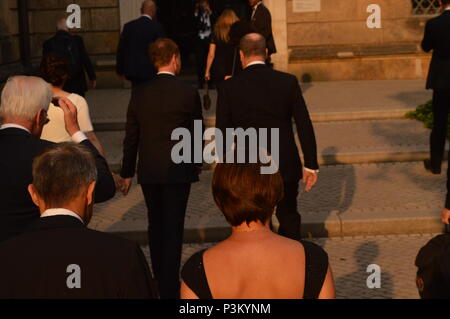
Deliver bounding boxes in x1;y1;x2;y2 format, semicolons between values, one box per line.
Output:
214;9;239;43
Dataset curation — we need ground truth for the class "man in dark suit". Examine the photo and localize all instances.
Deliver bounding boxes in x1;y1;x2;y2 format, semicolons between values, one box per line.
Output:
43;18;96;97
216;33;318;241
118;38;203;299
0;143;156;299
116;0;165;88
422;0;450;175
0;76;115;242
248;0;276;59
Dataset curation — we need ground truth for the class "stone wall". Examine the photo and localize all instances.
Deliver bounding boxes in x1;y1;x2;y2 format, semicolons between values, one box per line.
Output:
286;0;427;50
27;0;121;61
0;0;21;66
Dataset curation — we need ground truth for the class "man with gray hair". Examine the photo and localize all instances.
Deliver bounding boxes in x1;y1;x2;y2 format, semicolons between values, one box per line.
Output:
0;143;156;299
116;0;164;88
216;33;319;240
0;76;115;242
43;17;96;97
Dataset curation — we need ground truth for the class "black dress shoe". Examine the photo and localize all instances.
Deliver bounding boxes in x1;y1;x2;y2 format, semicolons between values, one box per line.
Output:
424;159;441;175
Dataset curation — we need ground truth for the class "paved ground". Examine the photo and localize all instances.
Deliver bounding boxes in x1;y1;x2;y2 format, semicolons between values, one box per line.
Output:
140;233;436;299
86;79;432;125
90;161;447;242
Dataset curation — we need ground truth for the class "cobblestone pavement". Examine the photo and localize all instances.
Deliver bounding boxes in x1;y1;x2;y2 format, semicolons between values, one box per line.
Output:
91;161;446;238
141;233;437;299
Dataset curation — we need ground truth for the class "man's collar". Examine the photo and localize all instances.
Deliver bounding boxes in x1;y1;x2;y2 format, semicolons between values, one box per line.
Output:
445;7;450;11
142;14;152;20
0;123;31;134
157;71;175;76
41;208;84;224
252;1;263;9
245;61;266;69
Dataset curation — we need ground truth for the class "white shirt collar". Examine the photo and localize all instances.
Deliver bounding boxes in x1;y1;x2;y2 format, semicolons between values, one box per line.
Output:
445;7;450;11
157;71;175;76
253;1;262;10
246;61;266;68
0;123;31;134
41;208;84;224
142;14;152;20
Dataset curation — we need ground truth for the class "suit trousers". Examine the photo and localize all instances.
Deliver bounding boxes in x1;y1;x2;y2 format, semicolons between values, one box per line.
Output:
141;183;192;299
430;90;450;170
194;37;210;87
276;181;301;241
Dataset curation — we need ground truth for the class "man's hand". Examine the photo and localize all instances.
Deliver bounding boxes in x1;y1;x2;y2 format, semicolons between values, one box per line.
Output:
302;169;318;192
120;178;133;196
441;208;450;225
58;97;80;137
89;80;97;89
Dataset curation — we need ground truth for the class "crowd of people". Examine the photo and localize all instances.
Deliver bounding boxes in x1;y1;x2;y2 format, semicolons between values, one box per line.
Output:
0;0;450;299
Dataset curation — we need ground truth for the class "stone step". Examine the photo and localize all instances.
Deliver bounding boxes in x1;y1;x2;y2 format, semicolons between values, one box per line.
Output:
96;119;439;172
90;161;448;245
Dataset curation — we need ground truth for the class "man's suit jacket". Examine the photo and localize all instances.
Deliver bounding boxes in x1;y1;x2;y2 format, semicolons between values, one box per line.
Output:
422;10;450;91
116;16;165;82
0;128;116;242
216;64;318;183
43;31;96;96
121;74;203;184
0;215;156;299
250;3;277;56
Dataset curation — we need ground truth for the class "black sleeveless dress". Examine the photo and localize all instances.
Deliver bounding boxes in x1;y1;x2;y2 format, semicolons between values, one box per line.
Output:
181;240;329;299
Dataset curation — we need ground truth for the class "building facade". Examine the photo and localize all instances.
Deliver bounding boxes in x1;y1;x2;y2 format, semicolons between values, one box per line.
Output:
0;0;439;85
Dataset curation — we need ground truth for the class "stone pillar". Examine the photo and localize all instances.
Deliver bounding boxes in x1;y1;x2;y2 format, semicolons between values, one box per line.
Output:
119;0;142;30
264;0;288;72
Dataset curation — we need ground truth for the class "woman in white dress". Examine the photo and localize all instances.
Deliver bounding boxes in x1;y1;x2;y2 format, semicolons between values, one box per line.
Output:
39;54;105;156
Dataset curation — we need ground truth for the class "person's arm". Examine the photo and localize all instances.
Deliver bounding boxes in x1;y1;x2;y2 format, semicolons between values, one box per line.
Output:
421;20;434;53
181;280;200;299
291;78;319;189
205;43;216;81
120;90;140;195
58;97;116;203
116;24;129;76
253;7;273;42
86;131;106;157
318;266;336;299
77;37;96;83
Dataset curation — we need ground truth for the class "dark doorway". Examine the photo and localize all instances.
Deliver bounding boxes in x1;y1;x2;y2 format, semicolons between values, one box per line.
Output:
156;0;249;67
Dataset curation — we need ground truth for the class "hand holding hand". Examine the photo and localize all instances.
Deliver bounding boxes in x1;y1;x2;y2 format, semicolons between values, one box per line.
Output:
58;97;80;136
302;170;318;192
441;208;450;225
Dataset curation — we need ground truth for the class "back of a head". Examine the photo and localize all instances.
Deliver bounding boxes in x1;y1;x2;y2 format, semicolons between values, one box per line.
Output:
56;18;68;31
32;143;97;208
240;33;267;59
40;54;70;88
0;76;52;123
141;0;156;16
214;9;240;43
212;161;284;227
149;38;180;69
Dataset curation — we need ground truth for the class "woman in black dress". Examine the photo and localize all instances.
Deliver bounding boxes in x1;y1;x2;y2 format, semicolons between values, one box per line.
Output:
181;161;336;299
204;9;239;86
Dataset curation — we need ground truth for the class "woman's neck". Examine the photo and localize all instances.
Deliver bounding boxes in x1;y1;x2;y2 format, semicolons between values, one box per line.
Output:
52;86;68;96
231;221;271;235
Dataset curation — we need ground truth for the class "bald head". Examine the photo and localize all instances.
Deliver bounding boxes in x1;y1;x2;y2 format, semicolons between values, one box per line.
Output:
56;18;68;31
141;0;156;16
240;33;267;59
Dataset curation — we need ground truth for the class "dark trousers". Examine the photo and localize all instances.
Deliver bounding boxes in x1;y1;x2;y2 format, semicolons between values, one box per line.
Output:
276;181;301;241
141;183;191;299
430;90;450;171
194;37;210;87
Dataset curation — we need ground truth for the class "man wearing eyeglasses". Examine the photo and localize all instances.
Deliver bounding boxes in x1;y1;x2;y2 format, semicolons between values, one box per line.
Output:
0;76;116;242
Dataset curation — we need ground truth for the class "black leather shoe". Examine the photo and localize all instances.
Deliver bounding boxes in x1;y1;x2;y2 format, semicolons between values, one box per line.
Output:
424;159;441;175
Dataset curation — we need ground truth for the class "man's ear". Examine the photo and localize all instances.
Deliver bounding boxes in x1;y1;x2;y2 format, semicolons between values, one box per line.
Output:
265;48;268;59
240;50;245;65
86;181;96;206
28;184;41;208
